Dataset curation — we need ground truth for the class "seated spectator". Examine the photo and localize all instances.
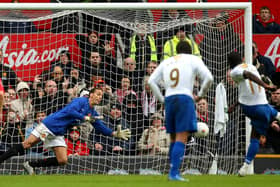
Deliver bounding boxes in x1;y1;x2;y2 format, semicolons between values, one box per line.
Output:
0;111;24;151
93;103;130;155
0;0;37;33
113;76;137;104
138;113;169;155
265;88;280;153
253;41;276;80
0;49;19;91
65;126;89;156
122;93;149;153
10;82;33;128
25;111;46;157
253;6;280;34
32;79;68;115
50;50;75;79
140;76;158;118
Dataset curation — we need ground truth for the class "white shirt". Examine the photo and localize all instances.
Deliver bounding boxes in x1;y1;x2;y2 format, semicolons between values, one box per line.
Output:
230;63;268;105
148;54;213;103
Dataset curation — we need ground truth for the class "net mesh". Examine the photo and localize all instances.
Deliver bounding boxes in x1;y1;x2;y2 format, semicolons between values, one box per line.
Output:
0;8;246;175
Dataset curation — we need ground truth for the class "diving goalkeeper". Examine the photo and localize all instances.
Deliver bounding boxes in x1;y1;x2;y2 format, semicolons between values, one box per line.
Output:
0;87;131;175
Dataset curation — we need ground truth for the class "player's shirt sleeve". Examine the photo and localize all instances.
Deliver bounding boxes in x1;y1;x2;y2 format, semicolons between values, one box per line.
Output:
148;62;164;103
92;119;113;136
230;64;246;83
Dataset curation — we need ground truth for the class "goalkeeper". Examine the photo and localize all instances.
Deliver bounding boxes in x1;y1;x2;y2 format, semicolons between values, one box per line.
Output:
0;87;131;175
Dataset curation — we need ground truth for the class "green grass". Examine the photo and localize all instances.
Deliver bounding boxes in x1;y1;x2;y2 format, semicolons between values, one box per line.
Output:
0;175;280;187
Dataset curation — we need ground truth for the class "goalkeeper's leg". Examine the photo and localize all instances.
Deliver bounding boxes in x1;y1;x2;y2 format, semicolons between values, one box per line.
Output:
28;146;68;168
0;135;40;164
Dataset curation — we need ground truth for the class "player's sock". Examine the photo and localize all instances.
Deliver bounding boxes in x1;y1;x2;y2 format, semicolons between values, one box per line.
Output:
169;142;175;161
245;138;259;164
29;157;59;168
0;144;24;163
170;141;185;177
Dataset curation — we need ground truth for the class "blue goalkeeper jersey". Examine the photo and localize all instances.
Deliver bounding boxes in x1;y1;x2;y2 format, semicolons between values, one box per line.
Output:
42;97;113;136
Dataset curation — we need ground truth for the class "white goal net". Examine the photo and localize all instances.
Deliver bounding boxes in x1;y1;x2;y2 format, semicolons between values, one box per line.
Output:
0;3;252;175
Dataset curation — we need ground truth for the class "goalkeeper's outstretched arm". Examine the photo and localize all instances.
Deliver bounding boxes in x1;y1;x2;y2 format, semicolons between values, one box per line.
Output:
90;118;131;140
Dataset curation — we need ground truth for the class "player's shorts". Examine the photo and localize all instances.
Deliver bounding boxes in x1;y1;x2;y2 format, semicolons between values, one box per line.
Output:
240;103;278;135
31;123;66;149
165;94;197;133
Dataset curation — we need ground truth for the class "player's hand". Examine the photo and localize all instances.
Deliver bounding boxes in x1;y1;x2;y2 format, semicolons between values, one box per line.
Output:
113;125;131;140
264;84;277;92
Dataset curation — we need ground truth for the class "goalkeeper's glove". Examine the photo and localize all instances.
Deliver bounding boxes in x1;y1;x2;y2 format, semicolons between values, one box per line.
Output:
113;125;131;141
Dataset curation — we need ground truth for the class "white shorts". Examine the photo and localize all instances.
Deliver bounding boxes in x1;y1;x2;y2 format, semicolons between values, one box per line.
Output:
31;123;66;149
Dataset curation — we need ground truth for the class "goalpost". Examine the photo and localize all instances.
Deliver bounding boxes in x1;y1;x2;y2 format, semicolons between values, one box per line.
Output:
0;2;252;175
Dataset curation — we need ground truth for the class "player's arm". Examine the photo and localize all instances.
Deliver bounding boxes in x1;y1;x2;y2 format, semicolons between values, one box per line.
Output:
196;60;214;100
148;64;164;103
243;70;276;91
93;120;131;141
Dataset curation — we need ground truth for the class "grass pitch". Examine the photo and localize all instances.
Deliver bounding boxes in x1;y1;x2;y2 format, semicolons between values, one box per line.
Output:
0;175;279;187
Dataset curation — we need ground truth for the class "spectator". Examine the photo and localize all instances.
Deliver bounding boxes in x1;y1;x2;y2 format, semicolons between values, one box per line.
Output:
126;23;158;70
163;29;200;60
33;80;68;115
121;57;144;93
138;113;169;155
75;31;113;73
0;49;19;91
0;111;24;150
145;61;158;76
122;93;149;154
10;82;33;129
253;41;276;80
0;0;37;33
65;126;89;156
265;88;280;153
113;76;137;104
50;50;75;79
253;6;280;34
140;75;158;118
93;103;129;155
25;111;46;157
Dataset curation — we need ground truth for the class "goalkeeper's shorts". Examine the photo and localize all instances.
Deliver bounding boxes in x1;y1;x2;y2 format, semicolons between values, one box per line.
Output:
32;123;66;149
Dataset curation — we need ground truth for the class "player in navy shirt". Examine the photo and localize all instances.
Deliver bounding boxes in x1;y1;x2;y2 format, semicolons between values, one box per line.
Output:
0;87;131;174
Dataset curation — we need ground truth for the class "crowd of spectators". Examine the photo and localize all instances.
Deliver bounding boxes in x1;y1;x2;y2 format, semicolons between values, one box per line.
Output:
0;2;279;158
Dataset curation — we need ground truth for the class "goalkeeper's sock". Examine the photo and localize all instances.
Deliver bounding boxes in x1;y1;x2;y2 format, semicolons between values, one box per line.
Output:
170;141;185;177
169;142;175;161
0;144;25;163
245;138;259;164
29;157;59;168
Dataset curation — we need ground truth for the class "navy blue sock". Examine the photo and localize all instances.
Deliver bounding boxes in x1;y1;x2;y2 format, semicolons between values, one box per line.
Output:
245;139;259;164
170;141;185;176
169;142;175;161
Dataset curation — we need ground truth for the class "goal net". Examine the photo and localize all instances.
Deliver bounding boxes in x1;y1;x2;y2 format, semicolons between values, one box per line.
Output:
0;3;251;175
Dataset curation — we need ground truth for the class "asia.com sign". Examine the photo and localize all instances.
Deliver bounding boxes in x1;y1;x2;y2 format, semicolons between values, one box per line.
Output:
0;33;81;81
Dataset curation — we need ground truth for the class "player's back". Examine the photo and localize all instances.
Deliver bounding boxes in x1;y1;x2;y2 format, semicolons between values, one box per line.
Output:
230;63;268;105
162;54;204;98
